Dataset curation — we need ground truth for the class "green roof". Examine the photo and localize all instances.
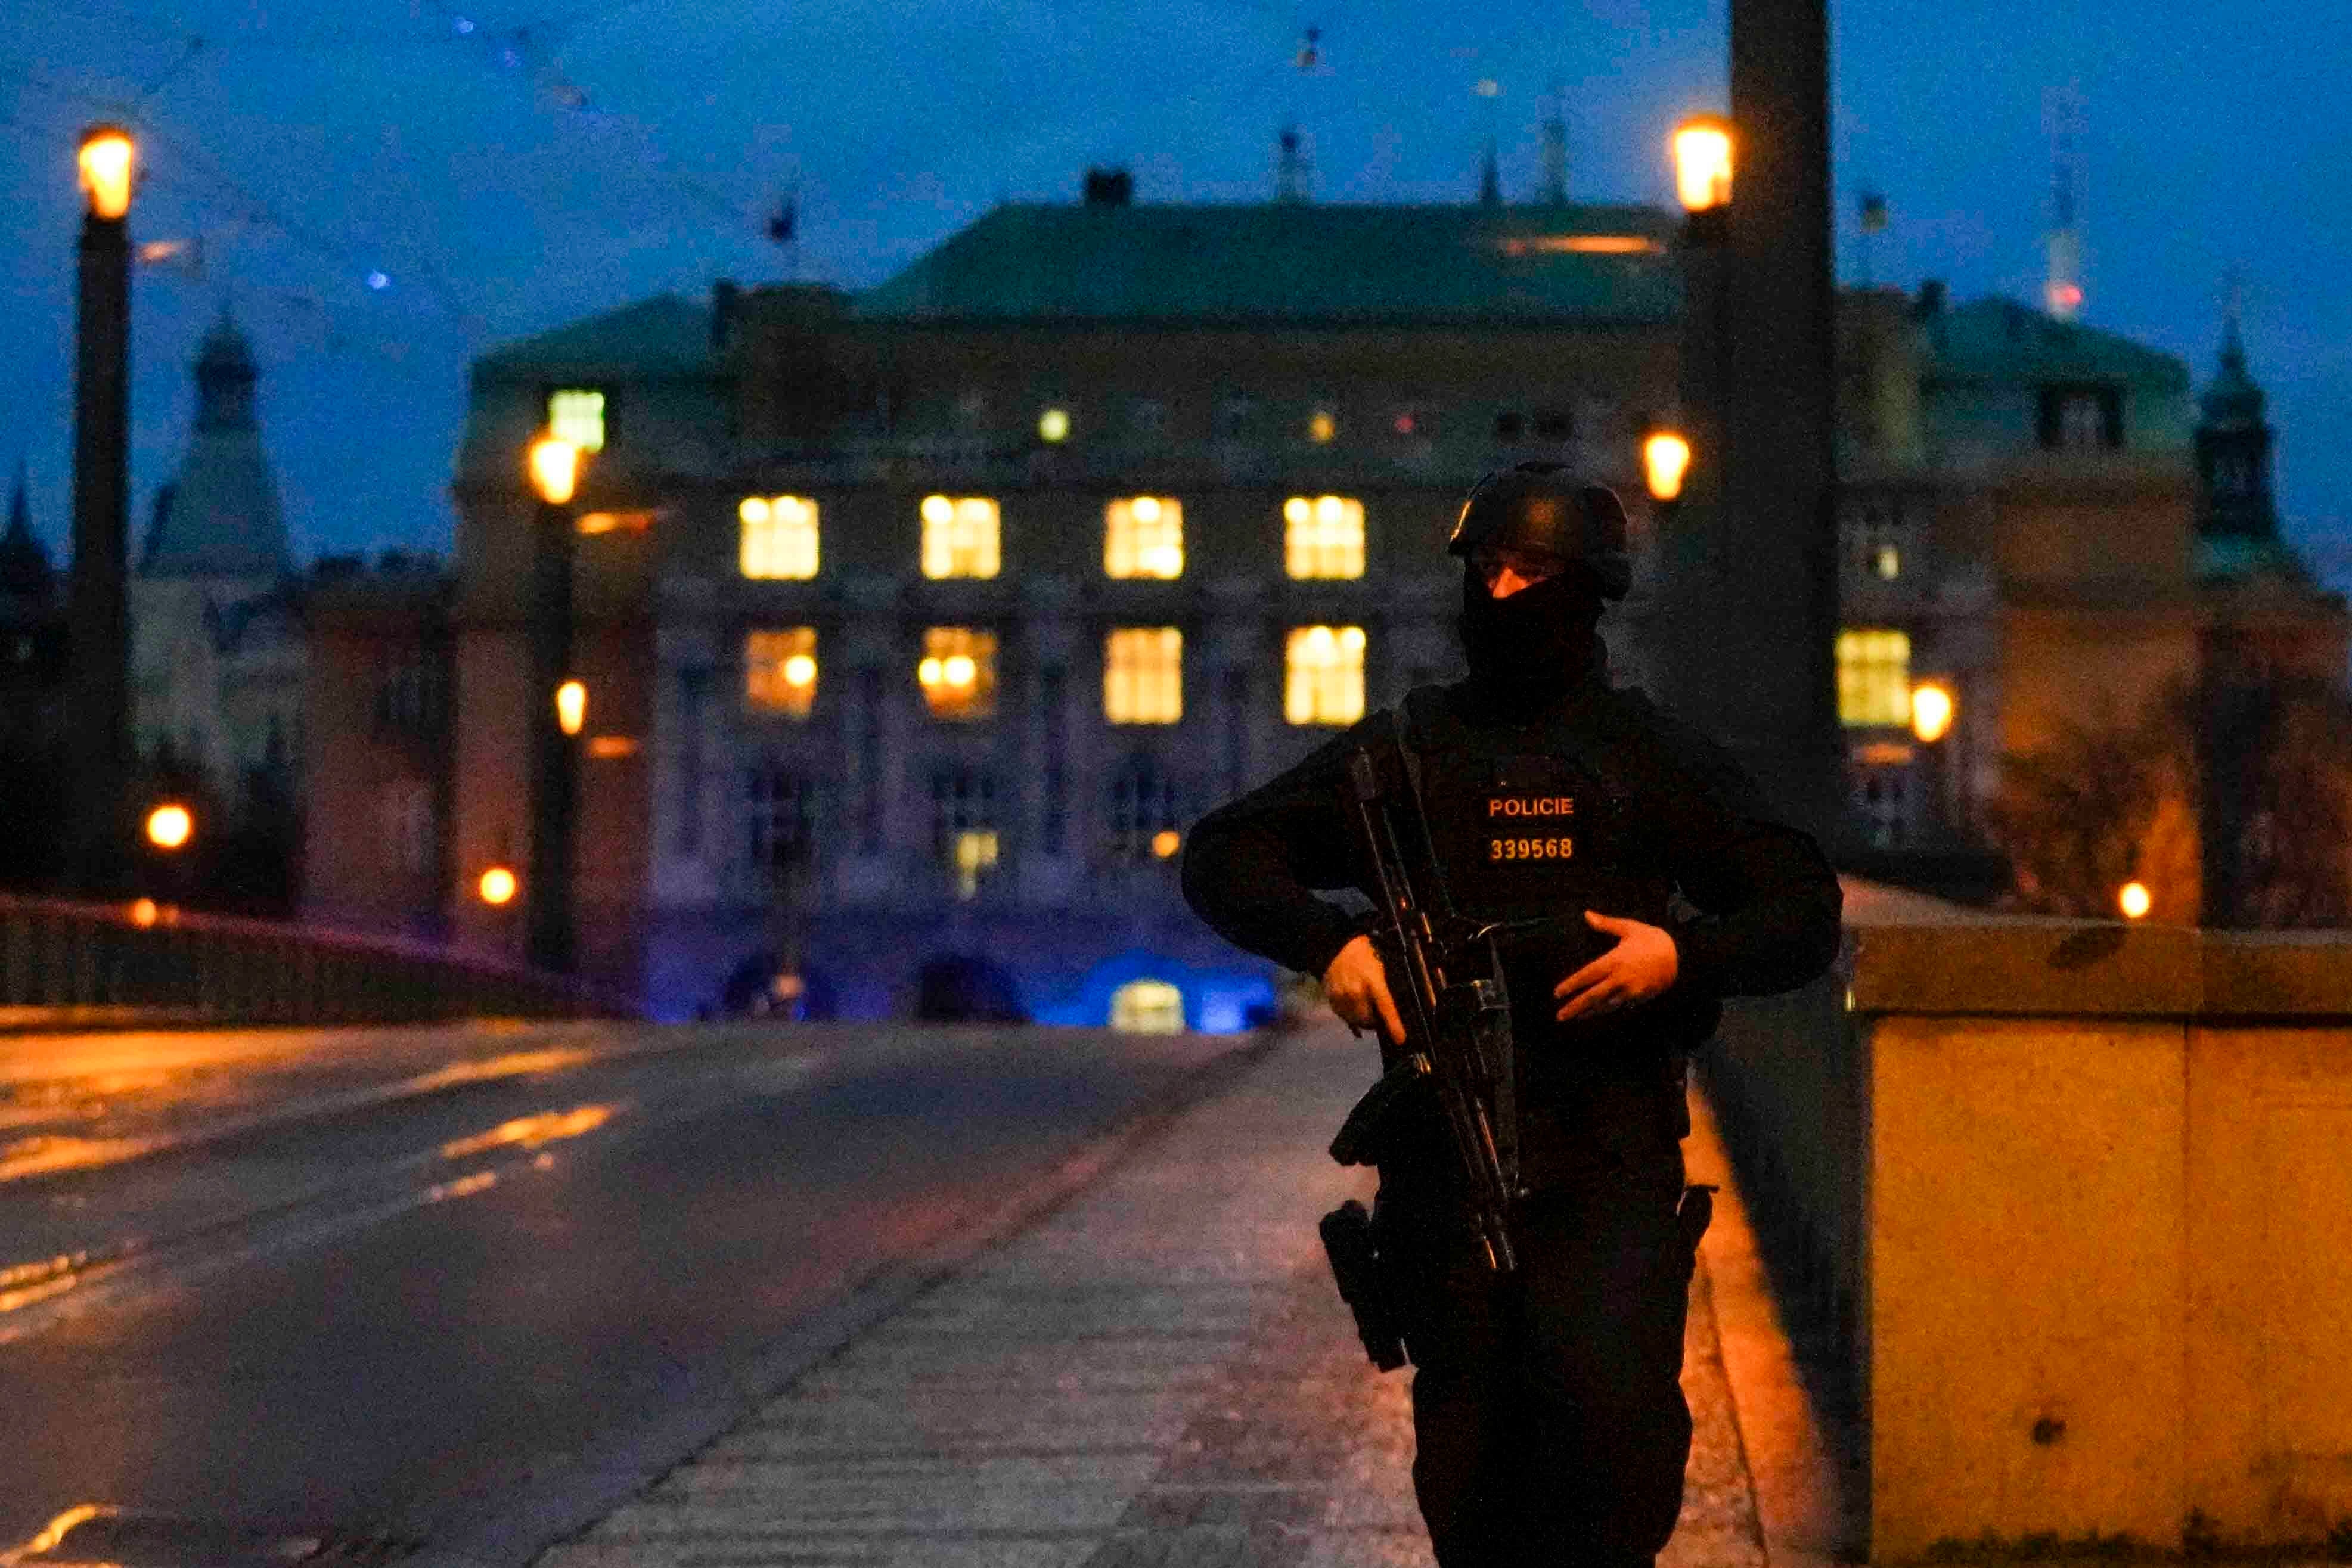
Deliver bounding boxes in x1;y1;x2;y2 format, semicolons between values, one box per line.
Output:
850;201;1684;326
1921;297;2190;391
476;294;711;377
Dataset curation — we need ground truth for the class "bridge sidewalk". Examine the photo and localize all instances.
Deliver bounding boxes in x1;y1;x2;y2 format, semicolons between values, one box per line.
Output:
526;1023;1844;1568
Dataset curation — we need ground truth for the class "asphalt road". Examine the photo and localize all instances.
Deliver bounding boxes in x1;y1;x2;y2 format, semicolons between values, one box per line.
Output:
0;1020;1230;1556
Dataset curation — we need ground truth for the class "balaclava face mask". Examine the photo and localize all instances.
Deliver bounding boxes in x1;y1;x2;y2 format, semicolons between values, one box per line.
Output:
1457;563;1606;713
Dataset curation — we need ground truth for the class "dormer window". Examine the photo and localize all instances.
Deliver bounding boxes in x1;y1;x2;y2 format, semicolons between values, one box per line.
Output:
2037;385;2122;451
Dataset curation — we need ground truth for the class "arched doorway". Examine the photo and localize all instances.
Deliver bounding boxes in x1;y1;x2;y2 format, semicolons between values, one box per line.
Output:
1109;978;1185;1034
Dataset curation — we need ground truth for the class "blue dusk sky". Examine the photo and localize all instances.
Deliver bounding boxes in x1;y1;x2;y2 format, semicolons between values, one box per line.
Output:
2;0;2347;591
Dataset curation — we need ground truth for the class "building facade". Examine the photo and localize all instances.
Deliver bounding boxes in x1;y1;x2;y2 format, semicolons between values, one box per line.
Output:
390;187;2346;1020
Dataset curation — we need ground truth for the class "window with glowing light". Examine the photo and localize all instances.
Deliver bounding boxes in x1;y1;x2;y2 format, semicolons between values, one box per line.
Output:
1104;497;1184;580
920;495;1001;579
918;627;997;721
744;628;818;718
1307;409;1339;444
1283;495;1365;580
1850;744;1919;849
547;389;607;452
739;496;819;580
1110;979;1186;1034
1836;629;1912;727
1286;625;1366;726
929;765;999;898
1104;628;1183;725
1839;495;1913;582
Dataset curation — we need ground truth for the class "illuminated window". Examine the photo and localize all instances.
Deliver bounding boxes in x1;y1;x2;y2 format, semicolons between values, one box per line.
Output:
1307;408;1338;443
1104;497;1184;580
1286;625;1367;726
739;496;820;580
745;628;818;718
918;627;997;721
547;389;606;452
920;495;1001;579
1284;495;1366;580
929;765;998;898
1111;979;1186;1034
1104;628;1183;724
1839;496;1911;582
1836;629;1912;727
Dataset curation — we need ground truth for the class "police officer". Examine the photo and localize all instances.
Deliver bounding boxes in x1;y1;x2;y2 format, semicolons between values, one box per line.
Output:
1181;464;1842;1567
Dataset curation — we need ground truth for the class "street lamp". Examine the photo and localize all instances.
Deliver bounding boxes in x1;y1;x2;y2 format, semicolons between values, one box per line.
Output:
524;432;587;974
144;802;193;851
2118;881;2152;921
67;123;138;895
1672;116;1734;216
1909;682;1955;745
478;865;519;906
1642;426;1692;507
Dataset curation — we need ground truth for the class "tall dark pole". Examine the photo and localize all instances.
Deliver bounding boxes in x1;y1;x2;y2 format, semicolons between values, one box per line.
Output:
525;492;578;974
68;129;134;896
1721;0;1844;842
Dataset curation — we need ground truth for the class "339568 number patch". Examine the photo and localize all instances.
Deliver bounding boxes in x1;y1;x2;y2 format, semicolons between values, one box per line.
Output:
1488;836;1574;861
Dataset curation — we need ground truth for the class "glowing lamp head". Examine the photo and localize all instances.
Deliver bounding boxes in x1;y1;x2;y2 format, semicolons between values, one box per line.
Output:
2118;881;2152;921
554;679;587;737
1151;829;1181;859
1038;407;1070;443
144;802;193;851
942;654;976;688
1642;429;1692;503
737;496;771;525
1910;682;1956;744
78;125;134;220
129;897;160;928
782;654;817;688
528;435;581;505
1672;116;1734;213
479;866;519;906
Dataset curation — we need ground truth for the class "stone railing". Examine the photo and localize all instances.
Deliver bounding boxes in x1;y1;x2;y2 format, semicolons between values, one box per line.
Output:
0;894;637;1027
1702;880;2352;1559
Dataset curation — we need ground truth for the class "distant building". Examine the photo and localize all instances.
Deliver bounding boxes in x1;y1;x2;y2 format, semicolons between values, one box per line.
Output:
445;187;1685;1021
1;465;68;890
130;312;306;814
363;181;2344;1019
299;553;454;941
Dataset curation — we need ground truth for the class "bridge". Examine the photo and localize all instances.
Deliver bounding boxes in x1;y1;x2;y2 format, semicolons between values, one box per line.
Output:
4;888;2352;1560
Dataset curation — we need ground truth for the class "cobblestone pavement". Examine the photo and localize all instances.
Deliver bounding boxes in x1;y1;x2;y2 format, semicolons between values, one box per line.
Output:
535;1027;1767;1568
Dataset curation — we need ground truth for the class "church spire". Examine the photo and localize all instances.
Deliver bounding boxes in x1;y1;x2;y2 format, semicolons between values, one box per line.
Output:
2195;272;2277;546
139;308;290;580
2;459;56;603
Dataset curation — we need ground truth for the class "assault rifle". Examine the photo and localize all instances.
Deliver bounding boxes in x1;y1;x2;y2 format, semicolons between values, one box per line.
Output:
1325;724;1523;1274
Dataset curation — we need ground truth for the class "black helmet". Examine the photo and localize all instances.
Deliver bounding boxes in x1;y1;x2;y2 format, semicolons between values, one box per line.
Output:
1447;463;1632;600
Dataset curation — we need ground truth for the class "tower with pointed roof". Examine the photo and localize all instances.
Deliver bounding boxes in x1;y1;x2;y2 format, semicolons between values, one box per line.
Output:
2193;293;2280;555
2;462;54;610
129;309;306;816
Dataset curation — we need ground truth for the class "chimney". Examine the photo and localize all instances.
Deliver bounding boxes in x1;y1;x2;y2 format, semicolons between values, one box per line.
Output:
1275;125;1311;203
711;278;740;353
1082;167;1134;207
1478;139;1501;207
1913;279;1947;319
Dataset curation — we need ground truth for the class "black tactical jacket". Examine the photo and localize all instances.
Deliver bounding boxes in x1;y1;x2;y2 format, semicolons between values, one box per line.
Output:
1181;674;1842;1187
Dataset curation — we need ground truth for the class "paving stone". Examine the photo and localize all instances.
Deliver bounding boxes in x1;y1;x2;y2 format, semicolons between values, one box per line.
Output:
533;1033;1771;1568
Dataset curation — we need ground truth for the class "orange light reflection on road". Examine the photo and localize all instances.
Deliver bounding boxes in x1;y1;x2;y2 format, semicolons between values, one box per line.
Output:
439;1103;617;1161
402;1047;591;1095
427;1170;500;1203
18;1504;110;1555
0;1134;161;1184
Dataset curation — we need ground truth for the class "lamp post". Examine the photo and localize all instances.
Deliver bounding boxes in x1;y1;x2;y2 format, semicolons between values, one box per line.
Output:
1655;117;1735;743
525;434;583;974
67;125;135;895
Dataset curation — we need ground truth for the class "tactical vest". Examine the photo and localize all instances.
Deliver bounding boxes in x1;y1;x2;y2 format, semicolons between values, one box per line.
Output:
1391;685;1705;1106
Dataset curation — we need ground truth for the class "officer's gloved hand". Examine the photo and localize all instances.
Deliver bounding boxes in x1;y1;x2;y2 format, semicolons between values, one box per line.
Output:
1322;934;1408;1044
1552;909;1681;1024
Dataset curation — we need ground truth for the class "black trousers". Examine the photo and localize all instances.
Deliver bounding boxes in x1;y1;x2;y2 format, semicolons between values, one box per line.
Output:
1383;1160;1699;1568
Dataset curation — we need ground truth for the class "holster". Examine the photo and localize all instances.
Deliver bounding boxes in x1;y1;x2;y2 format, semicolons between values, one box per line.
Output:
1319;1197;1408;1371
